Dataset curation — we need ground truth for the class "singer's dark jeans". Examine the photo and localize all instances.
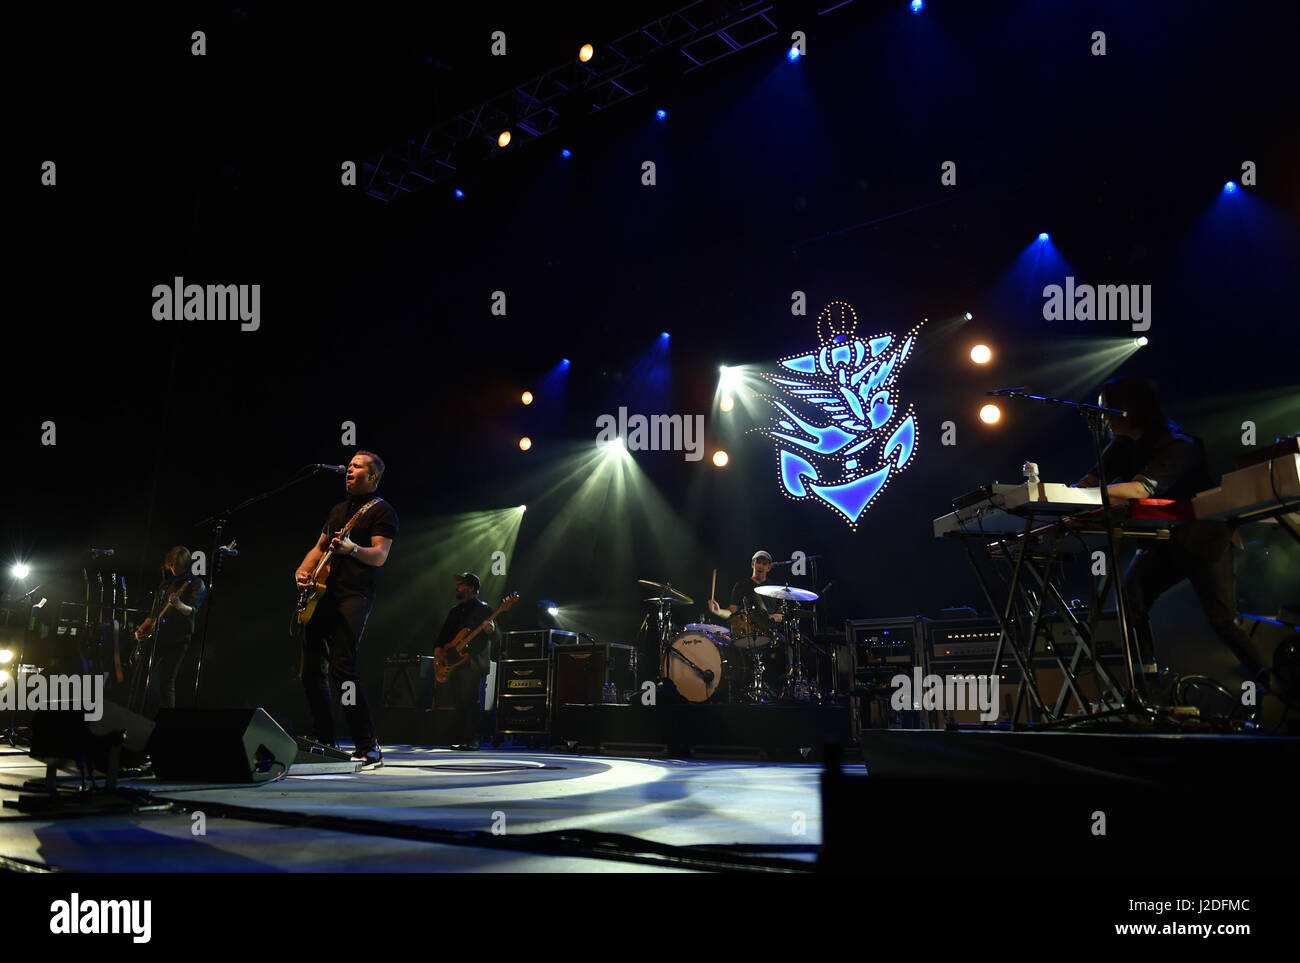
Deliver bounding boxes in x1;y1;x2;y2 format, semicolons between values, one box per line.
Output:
1123;520;1259;672
301;592;378;751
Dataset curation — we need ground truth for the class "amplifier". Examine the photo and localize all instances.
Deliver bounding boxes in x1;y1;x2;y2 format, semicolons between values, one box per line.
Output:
929;613;1121;666
503;629;580;660
846;617;933;730
499;659;550;695
555;643;637;705
498;696;549;733
382;654;437;709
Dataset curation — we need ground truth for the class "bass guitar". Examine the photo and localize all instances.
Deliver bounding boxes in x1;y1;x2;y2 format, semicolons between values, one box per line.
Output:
292;497;381;634
433;592;519;683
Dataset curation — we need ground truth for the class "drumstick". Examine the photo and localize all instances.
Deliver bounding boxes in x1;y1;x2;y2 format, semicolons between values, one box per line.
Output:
711;568;717;603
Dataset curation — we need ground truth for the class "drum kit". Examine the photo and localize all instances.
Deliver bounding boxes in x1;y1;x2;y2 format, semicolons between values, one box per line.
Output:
641;577;830;705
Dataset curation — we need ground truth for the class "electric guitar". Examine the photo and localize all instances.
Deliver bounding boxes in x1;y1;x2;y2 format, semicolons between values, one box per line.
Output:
292;497;381;634
433;592;519;683
134;575;197;655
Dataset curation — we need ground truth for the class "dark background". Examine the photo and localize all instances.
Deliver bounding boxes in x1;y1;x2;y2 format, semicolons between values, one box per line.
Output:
6;1;1298;724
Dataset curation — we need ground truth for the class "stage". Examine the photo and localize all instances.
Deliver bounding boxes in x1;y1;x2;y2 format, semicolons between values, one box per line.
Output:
3;726;1295;875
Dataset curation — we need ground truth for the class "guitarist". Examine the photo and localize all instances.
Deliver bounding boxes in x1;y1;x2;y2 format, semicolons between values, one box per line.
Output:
294;451;398;767
433;573;500;750
130;545;207;714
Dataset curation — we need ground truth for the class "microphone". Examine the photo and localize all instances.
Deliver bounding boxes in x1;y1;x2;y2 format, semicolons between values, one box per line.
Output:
21;583;42;601
219;540;239;556
90;547;115;557
313;464;347;474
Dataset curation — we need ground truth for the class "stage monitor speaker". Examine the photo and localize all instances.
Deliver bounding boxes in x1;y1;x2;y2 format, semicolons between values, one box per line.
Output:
149;707;297;783
29;700;154;774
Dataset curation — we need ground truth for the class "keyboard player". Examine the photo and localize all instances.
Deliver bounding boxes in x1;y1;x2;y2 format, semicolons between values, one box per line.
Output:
1072;376;1266;692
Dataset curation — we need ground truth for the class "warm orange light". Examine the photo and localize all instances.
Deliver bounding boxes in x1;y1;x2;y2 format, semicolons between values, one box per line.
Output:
970;344;992;364
979;404;1001;425
713;450;729;467
720;396;735;412
519;437;532;451
521;391;534;405
498;130;512;147
579;44;594;62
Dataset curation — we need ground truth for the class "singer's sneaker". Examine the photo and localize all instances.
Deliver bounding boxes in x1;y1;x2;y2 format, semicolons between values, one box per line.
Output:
350;745;383;769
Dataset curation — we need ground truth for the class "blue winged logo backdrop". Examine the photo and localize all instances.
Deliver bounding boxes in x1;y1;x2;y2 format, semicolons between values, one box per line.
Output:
756;301;920;529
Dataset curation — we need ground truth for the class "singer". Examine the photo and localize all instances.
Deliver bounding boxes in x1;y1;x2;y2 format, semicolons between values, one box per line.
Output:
294;451;398;767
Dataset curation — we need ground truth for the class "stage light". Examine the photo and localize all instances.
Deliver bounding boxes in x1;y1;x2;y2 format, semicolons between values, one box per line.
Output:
518;505;527;514
1134;336;1149;347
964;311;973;321
521;391;534;405
979;404;1001;425
12;564;28;579
519;437;532;451
713;450;729;467
1037;232;1049;242
561;358;571;367
454;188;465;198
0;670;9;686
720;396;735;412
1223;181;1237;193
787;45;801;62
579;43;594;63
911;0;924;11
0;650;13;664
661;331;670;340
970;344;992;364
656;109;667;120
547;606;559;617
561;148;572;158
498;130;512;148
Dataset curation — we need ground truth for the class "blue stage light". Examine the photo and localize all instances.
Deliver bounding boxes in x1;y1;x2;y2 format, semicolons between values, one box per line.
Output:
454;188;465;198
561;358;571;367
1037;232;1049;242
561;148;572;158
911;0;924;11
656;109;667;120
661;331;670;340
787;46;801;62
1223;181;1237;193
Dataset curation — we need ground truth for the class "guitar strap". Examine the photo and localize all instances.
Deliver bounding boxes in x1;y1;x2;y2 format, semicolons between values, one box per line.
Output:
342;497;383;536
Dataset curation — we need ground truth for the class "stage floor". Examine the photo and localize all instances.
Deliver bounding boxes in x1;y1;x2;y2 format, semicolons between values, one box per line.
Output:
0;745;824;873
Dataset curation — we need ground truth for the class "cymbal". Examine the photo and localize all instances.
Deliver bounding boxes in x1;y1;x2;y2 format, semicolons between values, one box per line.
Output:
643;596;690;605
754;584;819;602
637;579;694;605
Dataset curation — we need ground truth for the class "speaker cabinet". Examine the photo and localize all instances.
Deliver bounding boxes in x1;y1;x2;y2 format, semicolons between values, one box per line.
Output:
149;707;297;782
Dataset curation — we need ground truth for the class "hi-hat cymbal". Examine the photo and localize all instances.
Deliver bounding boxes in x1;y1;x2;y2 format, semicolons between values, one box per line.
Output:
754;584;819;602
637;579;694;605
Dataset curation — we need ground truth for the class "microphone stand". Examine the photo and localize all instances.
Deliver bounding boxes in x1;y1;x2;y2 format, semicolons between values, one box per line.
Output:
190;464;341;706
986;388;1146;715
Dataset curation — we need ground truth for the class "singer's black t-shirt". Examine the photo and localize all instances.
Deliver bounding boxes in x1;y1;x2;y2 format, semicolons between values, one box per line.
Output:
320;495;399;599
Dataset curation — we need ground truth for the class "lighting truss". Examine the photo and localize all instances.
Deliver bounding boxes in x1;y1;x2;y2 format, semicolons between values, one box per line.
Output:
362;1;783;203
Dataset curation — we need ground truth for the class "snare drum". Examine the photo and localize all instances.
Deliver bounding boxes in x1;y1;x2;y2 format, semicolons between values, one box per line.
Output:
663;630;728;702
730;610;772;649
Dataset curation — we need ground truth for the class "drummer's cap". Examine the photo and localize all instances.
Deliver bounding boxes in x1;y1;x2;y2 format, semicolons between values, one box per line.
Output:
456;572;481;591
751;551;773;563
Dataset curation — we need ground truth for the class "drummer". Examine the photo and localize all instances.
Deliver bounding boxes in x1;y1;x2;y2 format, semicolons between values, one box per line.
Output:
708;550;784;627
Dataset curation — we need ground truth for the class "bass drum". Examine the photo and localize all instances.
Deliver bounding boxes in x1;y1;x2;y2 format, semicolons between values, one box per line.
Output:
663;630;727;703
